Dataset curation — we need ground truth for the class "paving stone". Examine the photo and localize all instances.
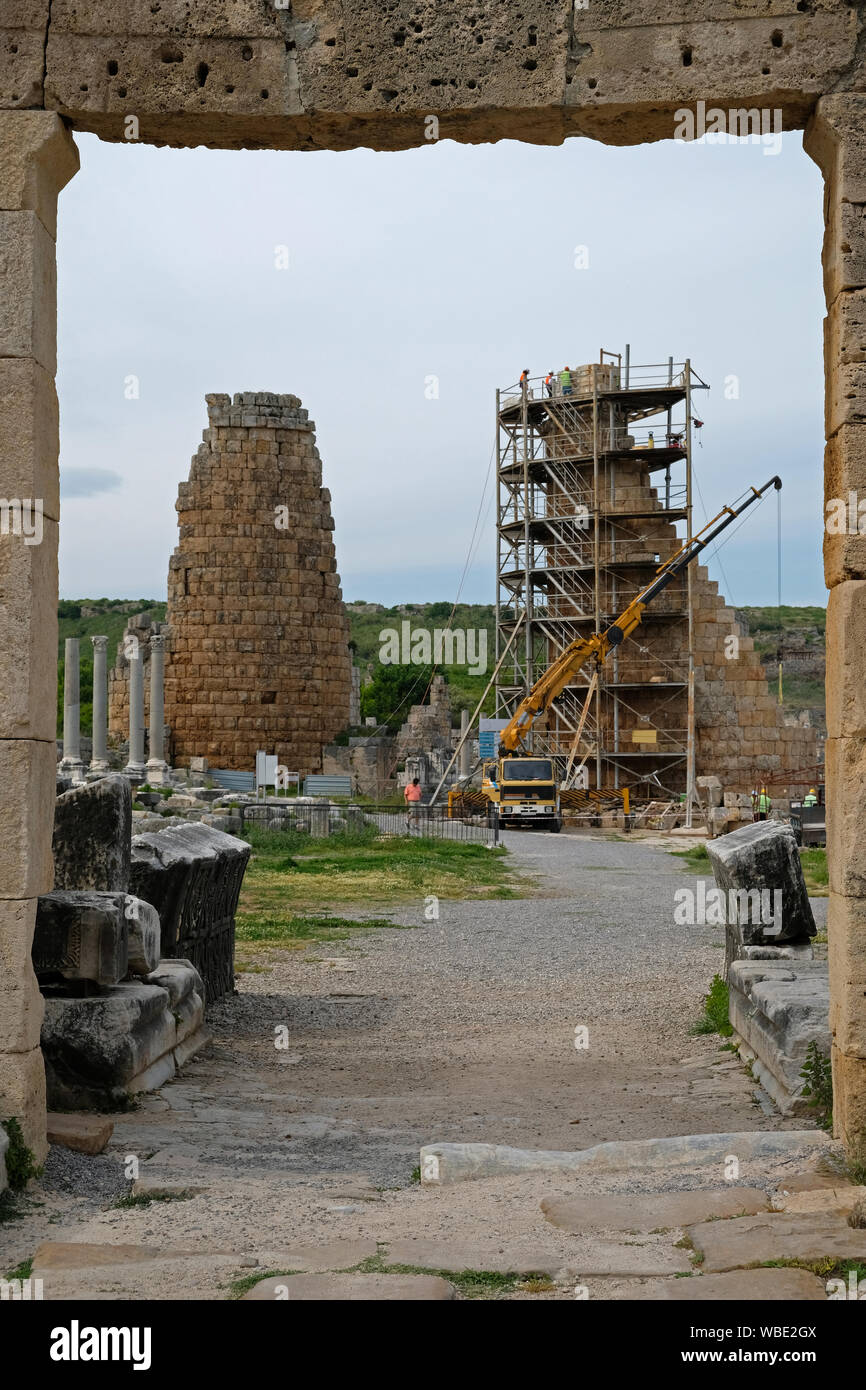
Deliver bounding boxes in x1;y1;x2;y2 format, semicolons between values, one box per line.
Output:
382;1240;563;1276
615;1268;828;1300
255;1241;378;1273
688;1212;866;1273
46;1113;114;1155
541;1188;768;1233
242;1273;455;1300
771;1185;866;1216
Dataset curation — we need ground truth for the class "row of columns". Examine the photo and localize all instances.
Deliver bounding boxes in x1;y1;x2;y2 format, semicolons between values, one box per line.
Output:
58;634;168;783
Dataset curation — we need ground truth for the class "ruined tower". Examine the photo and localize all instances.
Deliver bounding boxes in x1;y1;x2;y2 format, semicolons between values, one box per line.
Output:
163;392;352;772
495;355;817;797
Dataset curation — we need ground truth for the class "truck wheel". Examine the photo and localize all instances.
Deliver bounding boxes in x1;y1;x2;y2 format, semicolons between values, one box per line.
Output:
550;818;562;834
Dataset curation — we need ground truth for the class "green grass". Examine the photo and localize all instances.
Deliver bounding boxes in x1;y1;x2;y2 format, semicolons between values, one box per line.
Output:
669;844;711;872
800;847;828;896
112;1190;195;1209
692;974;733;1038
227;1249;552;1301
239;822;517;918
236;912;401;947
4;1258;33;1281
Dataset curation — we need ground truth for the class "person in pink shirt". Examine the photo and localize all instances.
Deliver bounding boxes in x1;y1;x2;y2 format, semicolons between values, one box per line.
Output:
404;777;422;831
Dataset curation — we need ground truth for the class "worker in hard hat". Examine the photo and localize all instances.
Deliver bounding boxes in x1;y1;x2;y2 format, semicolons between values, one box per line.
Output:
545;370;555;397
804;788;818;807
646;430;655;449
756;786;771;821
559;365;572;396
519;367;530;389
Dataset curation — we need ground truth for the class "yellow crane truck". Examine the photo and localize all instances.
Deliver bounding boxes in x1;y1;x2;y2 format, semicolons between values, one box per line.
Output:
473;476;782;831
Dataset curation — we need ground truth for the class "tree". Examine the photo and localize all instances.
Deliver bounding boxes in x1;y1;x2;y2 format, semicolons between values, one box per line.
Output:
360;664;438;731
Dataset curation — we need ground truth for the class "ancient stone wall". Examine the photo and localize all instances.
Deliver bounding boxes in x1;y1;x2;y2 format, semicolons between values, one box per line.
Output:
163;392;352;772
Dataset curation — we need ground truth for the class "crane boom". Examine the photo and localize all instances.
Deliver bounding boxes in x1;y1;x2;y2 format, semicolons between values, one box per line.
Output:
499;475;781;756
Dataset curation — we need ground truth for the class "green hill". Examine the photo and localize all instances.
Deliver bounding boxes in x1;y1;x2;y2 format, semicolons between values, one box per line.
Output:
56;598;825;738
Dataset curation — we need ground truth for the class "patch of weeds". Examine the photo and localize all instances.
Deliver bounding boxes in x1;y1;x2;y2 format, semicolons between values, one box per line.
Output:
799;848;828;897
691;975;733;1038
410;1165;421;1185
813;932;827;945
0;1191;23;1223
236;912;400;947
799;1040;833;1131
674;1271;694;1279
5;1258;32;1281
227;1268;296;1299
759;1256;839;1278
346;1250;546;1300
1;1117;43;1190
719;1042;738;1053
669;844;710;872
113;1190;194;1209
234;961;271;974
518;1276;556;1294
674;1235;694;1251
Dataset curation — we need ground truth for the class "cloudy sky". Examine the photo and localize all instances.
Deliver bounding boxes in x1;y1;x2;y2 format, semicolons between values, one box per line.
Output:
56;127;825;609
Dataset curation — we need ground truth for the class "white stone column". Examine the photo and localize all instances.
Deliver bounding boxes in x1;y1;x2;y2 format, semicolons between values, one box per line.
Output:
0;112;79;1161
146;633;169;783
58;637;84;781
89;635;109;773
124;652;146;780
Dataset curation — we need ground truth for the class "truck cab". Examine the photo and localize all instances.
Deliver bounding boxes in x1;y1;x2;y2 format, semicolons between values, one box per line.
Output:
482;756;561;831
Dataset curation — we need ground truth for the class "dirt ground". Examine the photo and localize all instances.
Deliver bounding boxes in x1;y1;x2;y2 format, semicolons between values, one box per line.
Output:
1;829;834;1300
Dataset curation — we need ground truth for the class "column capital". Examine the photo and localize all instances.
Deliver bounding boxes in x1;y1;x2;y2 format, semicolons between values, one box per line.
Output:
0;112;79;237
150;632;166;651
90;634;108;652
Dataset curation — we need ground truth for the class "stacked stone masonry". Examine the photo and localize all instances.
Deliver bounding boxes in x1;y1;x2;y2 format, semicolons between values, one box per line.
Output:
163;393;352;772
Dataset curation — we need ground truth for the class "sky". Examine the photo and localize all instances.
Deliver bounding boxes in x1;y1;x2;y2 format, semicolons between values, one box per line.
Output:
56;127;826;609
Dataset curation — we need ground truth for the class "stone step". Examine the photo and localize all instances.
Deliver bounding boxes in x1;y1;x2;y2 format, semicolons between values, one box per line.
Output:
46;1113;114;1155
242;1273;455;1300
687;1212;866;1273
609;1268;828;1300
541;1188;768;1233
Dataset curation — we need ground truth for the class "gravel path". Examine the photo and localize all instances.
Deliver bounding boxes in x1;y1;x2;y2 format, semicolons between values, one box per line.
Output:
1;829;824;1295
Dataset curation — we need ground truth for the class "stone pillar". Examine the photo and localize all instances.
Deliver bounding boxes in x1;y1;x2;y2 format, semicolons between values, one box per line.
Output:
459;708;471;778
89;636;109;774
124;654;146;781
805;96;866;1152
146;633;169;784
0;113;79;1160
58;638;84;781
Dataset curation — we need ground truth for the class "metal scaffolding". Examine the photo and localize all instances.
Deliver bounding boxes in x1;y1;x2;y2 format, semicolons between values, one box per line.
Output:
494;347;709;803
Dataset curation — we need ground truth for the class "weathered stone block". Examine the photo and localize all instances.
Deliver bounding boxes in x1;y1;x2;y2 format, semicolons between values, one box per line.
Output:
0;513;58;742
827;893;866;1059
728;959;830;1114
831;1044;866;1150
0;738;56;898
52;774;132;892
823;426;866;586
0;357;60;520
33;890;129;987
40;960;206;1110
825;736;866;897
130;822;250;1004
706;820;816;974
0;210;58;372
0;1045;47;1164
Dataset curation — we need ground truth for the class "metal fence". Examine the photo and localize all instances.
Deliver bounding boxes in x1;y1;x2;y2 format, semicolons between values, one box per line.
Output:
238;800;495;845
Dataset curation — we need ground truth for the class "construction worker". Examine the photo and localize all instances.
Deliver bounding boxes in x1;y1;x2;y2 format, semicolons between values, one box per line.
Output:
646;430;655;449
559;365;572;396
756;786;771;821
404;776;423;831
519;367;530;390
545;370;555;397
804;787;818;807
